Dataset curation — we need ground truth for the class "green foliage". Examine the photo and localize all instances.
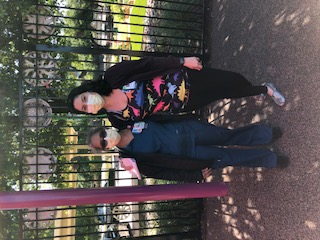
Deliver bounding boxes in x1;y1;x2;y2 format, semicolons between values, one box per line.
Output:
61;0;96;48
0;210;20;240
0;0;30;48
74;156;102;188
110;2;126;21
75;206;100;239
150;0;203;54
0;117;20;191
140;199;201;235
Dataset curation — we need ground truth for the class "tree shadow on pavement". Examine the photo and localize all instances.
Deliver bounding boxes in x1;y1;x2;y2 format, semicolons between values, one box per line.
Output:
201;0;320;239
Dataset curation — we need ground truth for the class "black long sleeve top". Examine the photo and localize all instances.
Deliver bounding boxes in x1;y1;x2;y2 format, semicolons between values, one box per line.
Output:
104;56;183;88
120;150;214;182
102;56;194;129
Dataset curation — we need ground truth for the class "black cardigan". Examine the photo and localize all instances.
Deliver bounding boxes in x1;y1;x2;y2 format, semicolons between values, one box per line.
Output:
120;150;214;182
102;56;189;129
104;56;183;88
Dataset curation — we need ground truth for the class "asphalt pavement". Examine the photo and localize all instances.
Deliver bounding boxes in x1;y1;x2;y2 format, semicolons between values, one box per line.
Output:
201;1;320;239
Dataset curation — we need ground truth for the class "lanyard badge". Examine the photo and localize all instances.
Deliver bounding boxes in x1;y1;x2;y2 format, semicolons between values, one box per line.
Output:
132;122;147;133
122;81;137;92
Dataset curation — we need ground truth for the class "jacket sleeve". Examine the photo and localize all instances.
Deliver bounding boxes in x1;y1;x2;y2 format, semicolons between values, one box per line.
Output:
104;56;182;88
119;151;212;182
147;112;201;123
138;164;203;182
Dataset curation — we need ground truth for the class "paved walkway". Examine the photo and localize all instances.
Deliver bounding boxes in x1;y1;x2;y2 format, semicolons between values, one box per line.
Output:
202;1;320;239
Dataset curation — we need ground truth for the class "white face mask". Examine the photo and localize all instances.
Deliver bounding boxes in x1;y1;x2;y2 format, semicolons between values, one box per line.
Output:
86;92;104;114
104;128;121;149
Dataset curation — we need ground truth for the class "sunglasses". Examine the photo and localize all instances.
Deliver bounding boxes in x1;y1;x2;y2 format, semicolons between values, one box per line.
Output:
99;129;107;150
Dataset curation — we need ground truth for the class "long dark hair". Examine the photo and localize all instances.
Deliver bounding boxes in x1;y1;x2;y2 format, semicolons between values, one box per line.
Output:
67;75;113;114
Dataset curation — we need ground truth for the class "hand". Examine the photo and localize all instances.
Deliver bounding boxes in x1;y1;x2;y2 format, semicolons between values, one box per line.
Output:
183;57;203;71
201;167;213;182
119;157;134;171
119;158;131;170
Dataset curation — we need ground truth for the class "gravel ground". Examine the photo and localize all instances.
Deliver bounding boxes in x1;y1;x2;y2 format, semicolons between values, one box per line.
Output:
201;1;320;239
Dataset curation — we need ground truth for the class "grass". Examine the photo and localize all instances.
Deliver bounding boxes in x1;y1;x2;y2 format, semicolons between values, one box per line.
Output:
129;0;147;51
111;0;147;60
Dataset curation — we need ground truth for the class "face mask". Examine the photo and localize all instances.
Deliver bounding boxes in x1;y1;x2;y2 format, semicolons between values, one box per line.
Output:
86;93;104;114
104;128;121;149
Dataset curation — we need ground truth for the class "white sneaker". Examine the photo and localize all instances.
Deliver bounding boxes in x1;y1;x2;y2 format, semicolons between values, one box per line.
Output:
263;82;286;106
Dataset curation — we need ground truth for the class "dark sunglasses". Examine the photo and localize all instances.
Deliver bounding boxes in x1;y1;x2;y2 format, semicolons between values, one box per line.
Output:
99;129;107;150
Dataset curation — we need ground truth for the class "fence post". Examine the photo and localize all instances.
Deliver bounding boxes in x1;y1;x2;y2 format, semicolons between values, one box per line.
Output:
0;182;227;210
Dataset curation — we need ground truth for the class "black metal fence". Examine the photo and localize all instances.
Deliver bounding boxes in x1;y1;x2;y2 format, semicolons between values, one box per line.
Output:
2;0;206;239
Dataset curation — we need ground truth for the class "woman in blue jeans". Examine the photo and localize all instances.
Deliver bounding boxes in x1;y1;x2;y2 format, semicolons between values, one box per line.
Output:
87;120;288;182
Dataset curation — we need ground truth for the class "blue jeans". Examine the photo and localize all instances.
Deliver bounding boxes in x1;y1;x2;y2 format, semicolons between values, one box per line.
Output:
183;120;277;168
